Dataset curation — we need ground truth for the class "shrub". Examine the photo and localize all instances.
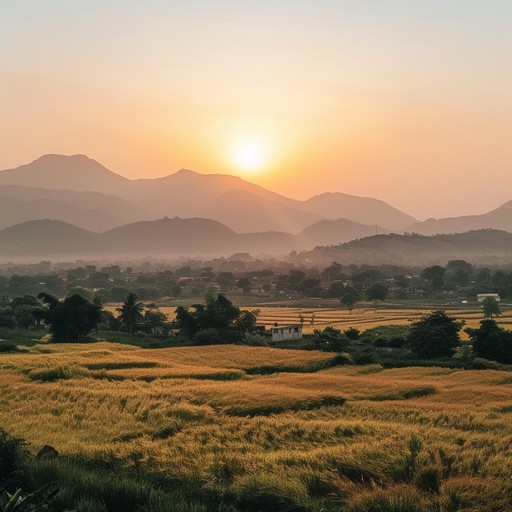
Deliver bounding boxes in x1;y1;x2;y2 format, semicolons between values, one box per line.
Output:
193;328;241;346
309;327;349;352
466;319;512;364
0;342;18;353
242;333;269;346
344;327;360;340
0;429;24;481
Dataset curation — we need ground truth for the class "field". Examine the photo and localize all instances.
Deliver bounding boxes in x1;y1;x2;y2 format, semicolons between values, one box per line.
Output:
154;304;512;338
1;342;511;511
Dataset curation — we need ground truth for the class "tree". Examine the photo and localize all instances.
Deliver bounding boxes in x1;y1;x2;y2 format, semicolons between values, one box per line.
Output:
446;260;472;274
322;262;344;281
311;327;348;352
101;310;122;332
0;306;15;328
175;294;240;336
11;295;40;329
365;284;388;308
117;292;144;334
37;293;103;342
175;305;198;337
217;272;236;288
236;278;251;293
144;308;168;334
421;265;446;291
482;297;500;319
325;281;345;298
466;319;512;364
340;287;360;314
406;310;464;359
233;309;259;333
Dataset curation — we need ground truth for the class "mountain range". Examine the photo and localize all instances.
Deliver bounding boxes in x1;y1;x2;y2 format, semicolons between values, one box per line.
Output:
0;218;510;266
0;154;416;233
294;230;512;266
0;154;512;262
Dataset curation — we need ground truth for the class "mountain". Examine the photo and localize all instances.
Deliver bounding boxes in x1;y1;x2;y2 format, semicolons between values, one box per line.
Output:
102;217;237;255
0;155;417;233
0;197;123;232
0;218;306;261
406;201;512;235
299;218;389;247
0;220;107;257
0;154;130;194
300;192;417;231
202;189;322;233
294;229;512;266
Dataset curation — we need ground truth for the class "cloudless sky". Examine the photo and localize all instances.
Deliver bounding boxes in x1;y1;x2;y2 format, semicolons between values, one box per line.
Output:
1;1;511;219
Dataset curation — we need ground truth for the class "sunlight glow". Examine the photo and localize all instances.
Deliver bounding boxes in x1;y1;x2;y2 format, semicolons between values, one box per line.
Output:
232;140;268;173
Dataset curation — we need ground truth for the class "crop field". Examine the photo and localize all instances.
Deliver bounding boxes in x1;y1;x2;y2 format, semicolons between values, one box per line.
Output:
1;342;511;511
153;305;512;337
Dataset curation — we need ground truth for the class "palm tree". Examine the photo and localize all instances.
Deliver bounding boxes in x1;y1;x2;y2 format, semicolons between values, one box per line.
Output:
117;292;144;334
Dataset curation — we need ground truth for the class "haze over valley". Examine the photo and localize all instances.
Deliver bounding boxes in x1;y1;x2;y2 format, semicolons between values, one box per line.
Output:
1;154;512;264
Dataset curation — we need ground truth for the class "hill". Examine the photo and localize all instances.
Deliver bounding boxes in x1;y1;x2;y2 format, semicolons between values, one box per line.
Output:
0;154;130;194
202;189;322;233
0;186;152;231
299;218;389;247
295;229;512;266
406;200;512;235
0;218;306;261
0;220;107;258
0;155;417;233
300;192;417;231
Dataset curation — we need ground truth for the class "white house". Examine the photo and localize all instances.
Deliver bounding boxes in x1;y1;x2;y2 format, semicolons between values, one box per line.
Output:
477;293;501;303
271;324;303;342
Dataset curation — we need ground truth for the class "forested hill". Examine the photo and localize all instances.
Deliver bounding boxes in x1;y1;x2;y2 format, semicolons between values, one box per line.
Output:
294;229;512;266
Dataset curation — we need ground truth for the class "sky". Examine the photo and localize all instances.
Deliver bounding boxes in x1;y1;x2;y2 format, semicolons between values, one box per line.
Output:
1;1;511;220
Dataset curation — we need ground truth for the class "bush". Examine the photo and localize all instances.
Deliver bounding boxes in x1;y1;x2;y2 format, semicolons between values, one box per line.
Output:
0;341;18;353
242;333;269;346
374;336;405;348
344;327;360;340
193;328;241;346
466;319;512;364
0;429;24;481
309;327;349;352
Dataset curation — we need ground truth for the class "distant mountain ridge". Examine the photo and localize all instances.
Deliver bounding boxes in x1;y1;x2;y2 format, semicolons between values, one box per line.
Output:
2;153;512;262
0;219;510;266
0;185;153;231
405;200;512;235
295;229;512;266
0;218;305;260
0;154;418;233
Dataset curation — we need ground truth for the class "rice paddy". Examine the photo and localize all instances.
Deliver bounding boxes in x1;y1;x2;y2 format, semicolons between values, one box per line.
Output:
1;342;511;511
153;304;512;337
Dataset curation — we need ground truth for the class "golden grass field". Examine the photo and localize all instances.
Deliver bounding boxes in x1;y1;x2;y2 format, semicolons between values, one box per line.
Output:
145;305;512;338
1;342;512;511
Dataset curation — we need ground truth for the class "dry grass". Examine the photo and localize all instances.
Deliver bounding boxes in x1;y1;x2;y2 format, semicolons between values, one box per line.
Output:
151;304;512;337
1;342;511;511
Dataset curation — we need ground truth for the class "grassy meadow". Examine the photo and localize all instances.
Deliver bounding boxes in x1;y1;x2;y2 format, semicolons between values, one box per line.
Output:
1;342;511;511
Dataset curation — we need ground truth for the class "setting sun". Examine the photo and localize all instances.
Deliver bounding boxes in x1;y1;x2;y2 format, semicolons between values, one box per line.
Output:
232;140;268;173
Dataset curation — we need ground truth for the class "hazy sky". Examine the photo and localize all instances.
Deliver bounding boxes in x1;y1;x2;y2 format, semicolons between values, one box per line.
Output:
1;1;511;219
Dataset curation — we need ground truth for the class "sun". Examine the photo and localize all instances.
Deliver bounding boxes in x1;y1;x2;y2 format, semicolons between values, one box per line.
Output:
232;140;267;173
